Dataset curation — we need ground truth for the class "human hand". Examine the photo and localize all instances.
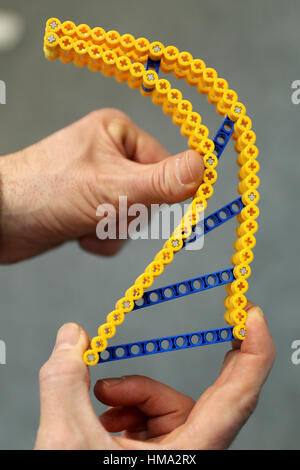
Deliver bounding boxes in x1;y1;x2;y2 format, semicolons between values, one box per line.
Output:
0;108;204;263
35;304;275;450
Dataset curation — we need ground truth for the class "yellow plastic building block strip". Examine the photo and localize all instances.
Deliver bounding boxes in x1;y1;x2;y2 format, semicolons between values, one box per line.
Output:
43;18;260;366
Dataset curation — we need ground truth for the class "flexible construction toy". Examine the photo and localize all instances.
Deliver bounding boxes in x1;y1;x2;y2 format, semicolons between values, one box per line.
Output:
43;19;260;366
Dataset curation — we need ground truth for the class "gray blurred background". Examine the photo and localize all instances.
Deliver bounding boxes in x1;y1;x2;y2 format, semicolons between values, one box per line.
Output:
0;0;299;450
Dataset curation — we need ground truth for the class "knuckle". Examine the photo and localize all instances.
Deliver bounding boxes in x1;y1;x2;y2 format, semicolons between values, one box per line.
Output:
233;381;260;415
223;350;233;363
178;396;195;417
39;361;52;385
39;355;88;387
241;389;259;415
150;159;170;200
89;108;130;125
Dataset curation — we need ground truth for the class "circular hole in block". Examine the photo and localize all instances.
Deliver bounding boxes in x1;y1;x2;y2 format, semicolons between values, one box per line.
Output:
100;350;110;361
195;223;204;235
164;288;174;298
206;216;216;228
185;233;196;244
178;283;188;294
217;134;226;145
221;270;231;282
149;292;159;303
224;121;233;132
145;341;156;353
175;336;186;347
191;334;201;345
205;332;215;342
160;339;171;350
220;329;230;340
135;297;145;307
192;279;202;290
219;209;229;220
207;275;217;286
231;201;242;213
130;344;141;355
116;347;125;358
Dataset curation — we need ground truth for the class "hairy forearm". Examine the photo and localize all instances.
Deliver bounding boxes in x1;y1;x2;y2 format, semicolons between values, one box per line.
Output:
0;146;66;263
0;151;33;263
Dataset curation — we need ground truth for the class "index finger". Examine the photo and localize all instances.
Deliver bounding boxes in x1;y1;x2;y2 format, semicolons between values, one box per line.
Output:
94;375;194;417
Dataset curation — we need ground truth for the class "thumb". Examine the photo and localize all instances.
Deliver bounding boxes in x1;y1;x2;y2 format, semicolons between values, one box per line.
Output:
127;149;204;205
38;323;96;428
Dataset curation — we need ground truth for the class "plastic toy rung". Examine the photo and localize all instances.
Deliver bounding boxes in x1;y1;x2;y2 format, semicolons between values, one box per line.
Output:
146;57;161;73
98;326;234;363
133;267;234;311
184;196;244;246
142;58;160;92
213;116;234;160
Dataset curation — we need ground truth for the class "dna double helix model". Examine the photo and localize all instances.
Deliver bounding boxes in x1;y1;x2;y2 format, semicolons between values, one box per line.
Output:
43;18;260;366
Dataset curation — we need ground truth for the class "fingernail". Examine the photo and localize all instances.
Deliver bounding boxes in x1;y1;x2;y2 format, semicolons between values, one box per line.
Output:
54;323;81;352
107;120;136;157
175;150;203;185
102;377;125;387
107;120;126;140
246;306;265;324
245;300;255;311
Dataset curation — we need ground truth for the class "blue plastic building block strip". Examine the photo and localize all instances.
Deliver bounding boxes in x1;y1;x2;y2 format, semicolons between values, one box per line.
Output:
142;58;161;92
146;57;161;74
131;197;243;311
98;326;234;364
213;116;235;160
184;196;244;246
133;267;234;311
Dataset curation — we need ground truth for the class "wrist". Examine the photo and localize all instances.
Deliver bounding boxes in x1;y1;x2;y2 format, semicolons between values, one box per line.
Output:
0;147;53;263
1;152;25;262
